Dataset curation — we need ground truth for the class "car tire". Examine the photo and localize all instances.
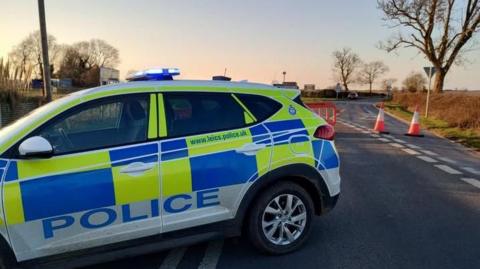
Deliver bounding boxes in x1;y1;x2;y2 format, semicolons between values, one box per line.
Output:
247;181;314;255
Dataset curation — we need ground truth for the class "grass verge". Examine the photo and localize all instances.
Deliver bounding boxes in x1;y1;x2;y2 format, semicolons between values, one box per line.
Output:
384;103;480;151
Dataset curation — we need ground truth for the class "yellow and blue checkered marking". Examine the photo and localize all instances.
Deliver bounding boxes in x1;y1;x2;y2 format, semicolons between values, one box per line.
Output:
0;159;7;167
160;139;188;161
313;140;339;170
249;124;271;145
190;150;258;190
0;159;8;181
110;143;158;166
2;113;336;226
265;119;309;145
5;161;18;182
3;143;160;225
21;168;115;221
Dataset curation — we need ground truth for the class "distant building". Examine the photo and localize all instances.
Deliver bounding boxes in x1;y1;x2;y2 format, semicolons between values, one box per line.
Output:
273;81;299;89
51;78;73;89
31;79;72;91
304;84;315;91
100;67;120;85
31;79;43;89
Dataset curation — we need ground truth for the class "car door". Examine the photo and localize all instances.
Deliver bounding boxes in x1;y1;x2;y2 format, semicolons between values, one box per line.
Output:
2;93;162;261
158;91;273;233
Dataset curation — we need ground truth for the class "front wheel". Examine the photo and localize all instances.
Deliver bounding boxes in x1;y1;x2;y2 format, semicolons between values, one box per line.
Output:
247;182;314;255
0;245;19;269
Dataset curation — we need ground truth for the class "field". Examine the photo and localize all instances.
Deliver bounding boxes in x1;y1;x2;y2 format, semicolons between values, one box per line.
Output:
385;91;480;150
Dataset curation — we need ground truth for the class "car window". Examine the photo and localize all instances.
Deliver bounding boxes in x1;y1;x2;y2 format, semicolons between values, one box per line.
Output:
31;94;149;155
164;92;246;137
59;102;123;133
293;95;307;108
236;94;282;122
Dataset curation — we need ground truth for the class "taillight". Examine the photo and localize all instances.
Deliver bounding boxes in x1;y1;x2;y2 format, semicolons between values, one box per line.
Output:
314;125;335;140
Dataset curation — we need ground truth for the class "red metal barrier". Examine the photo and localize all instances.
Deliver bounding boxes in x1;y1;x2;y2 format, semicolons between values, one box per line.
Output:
305;102;337;126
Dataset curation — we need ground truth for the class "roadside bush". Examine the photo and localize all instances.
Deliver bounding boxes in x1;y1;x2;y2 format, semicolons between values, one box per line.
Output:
301;89;385;99
392;92;480;129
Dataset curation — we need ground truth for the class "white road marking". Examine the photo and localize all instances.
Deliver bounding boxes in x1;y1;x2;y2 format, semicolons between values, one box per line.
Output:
462;167;480;176
159;247;188;269
437;157;457;164
383;134;395;139
401;148;420;155
361;130;370;134
389;143;404;148
434;165;462;175
360;116;376;120
406;143;421;149
393;138;406;144
378;138;390;142
370;134;380;138
198;240;224;269
421;150;438;156
416;155;438;163
460;178;480;189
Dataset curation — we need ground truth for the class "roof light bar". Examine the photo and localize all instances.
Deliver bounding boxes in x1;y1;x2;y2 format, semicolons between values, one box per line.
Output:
126;68;180;81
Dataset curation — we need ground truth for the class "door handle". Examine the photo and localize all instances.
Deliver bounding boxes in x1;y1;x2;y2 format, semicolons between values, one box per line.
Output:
120;162;155;176
236;143;266;156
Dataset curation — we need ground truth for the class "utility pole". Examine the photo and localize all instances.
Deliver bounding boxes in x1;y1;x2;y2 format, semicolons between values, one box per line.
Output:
38;0;52;102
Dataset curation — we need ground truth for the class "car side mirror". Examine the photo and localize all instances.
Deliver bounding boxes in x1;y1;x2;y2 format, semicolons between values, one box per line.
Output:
18;136;53;158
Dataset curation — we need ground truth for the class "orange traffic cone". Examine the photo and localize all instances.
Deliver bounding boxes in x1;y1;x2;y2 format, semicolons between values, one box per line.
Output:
405;105;424;137
373;102;389;134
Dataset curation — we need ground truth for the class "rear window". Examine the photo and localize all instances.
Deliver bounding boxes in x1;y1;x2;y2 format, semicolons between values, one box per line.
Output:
164;92;246;137
236;94;282;122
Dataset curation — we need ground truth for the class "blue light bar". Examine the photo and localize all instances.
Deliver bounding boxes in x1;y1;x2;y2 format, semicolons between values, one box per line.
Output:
126;68;180;81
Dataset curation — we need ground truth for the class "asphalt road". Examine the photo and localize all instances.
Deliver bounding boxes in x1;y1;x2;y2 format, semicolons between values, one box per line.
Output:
85;98;480;269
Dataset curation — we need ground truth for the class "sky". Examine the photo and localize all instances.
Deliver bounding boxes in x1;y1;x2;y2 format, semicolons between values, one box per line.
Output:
1;0;479;90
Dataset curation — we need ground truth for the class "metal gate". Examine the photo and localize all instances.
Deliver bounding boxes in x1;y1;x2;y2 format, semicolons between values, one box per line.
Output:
305;102;337;126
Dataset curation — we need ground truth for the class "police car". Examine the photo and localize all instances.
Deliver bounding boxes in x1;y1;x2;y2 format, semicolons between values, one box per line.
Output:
0;69;340;268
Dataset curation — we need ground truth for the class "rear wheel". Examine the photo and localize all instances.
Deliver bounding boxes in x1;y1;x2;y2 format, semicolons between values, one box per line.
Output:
247;182;314;254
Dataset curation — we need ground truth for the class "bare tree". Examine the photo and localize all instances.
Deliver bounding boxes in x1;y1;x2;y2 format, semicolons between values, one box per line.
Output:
28;31;60;80
358;61;390;94
403;72;427;92
72;39;120;69
332;48;362;91
378;0;480;93
8;31;60;83
58;39;120;86
8;41;32;82
381;77;398;89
